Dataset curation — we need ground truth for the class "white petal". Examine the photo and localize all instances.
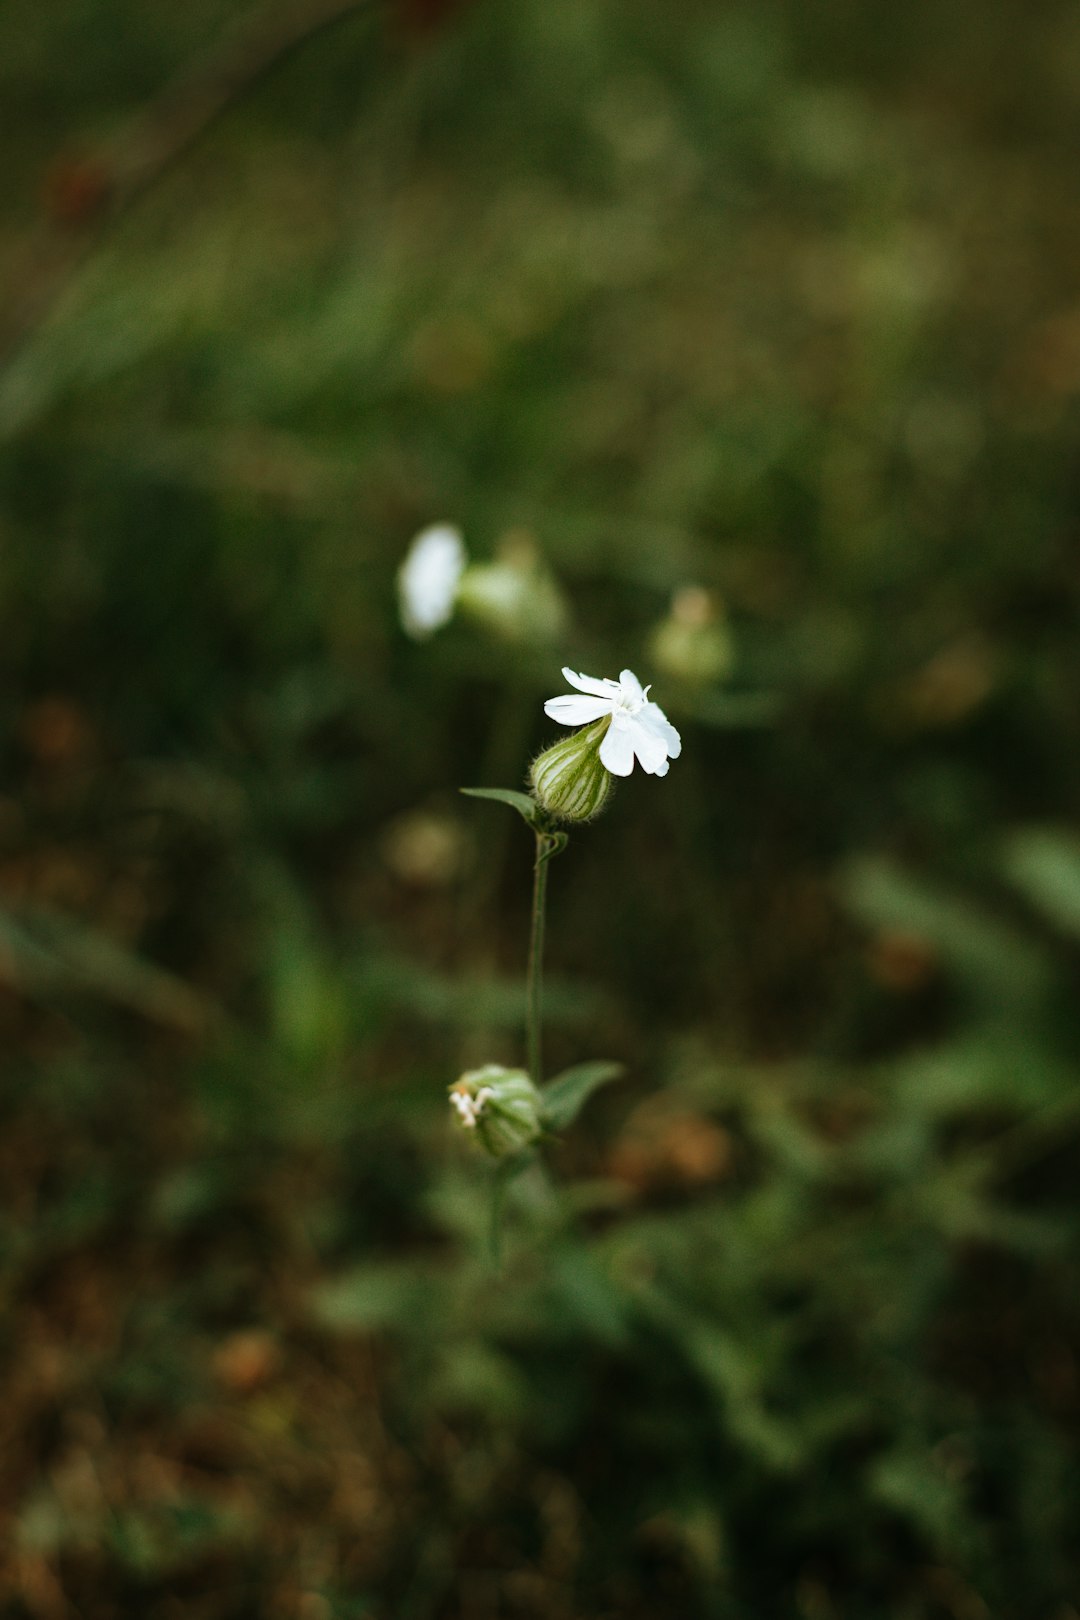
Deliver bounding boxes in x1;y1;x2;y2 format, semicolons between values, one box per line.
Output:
562;667;619;698
618;668;645;703
599;719;635;776
639;700;682;759
398;525;466;637
627;718;670;775
543;694;613;726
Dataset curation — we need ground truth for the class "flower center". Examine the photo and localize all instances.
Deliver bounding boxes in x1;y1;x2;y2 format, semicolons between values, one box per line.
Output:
450;1085;494;1128
614;681;650;717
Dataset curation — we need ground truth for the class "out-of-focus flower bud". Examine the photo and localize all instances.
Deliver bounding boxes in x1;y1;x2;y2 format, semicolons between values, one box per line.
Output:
649;586;733;685
529;719;613;823
380;808;467;887
455;532;566;644
449;1065;543;1157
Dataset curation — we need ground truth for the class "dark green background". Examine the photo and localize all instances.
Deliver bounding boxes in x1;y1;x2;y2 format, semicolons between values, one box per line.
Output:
2;1;1080;1615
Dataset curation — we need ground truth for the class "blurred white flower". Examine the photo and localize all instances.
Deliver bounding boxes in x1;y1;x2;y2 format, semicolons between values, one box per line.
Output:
543;667;681;778
449;1083;495;1128
398;524;466;638
398;525;566;644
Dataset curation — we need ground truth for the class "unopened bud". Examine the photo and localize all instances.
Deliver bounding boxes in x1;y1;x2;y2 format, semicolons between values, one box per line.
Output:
649;586;733;685
529;719;613;823
449;1065;544;1158
456;535;566;644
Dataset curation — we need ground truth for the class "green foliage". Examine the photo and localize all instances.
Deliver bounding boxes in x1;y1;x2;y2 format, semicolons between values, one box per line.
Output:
460;786;542;825
3;0;1080;1616
541;1060;625;1130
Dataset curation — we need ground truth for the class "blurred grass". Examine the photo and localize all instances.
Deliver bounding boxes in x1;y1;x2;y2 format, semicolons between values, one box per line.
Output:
2;0;1080;1616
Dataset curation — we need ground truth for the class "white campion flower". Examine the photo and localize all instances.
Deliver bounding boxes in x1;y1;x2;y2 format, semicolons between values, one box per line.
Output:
397;524;466;638
543;667;682;777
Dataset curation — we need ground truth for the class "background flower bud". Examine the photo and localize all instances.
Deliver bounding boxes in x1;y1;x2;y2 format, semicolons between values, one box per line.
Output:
529;719;613;822
449;1065;543;1158
648;585;734;685
455;533;566;644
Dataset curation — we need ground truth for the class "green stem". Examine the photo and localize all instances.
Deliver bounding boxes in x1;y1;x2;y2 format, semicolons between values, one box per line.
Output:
526;831;550;1084
489;1161;509;1271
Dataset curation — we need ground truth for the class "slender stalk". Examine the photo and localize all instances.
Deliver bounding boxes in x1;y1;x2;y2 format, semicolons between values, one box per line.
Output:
526;831;550;1084
491;825;559;1272
489;1161;509;1271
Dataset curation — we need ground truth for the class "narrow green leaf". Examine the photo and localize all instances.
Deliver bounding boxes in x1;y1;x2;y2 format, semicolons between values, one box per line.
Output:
460;786;539;827
1002;827;1080;937
840;856;1052;1009
0;899;216;1034
541;1060;624;1130
309;1262;434;1331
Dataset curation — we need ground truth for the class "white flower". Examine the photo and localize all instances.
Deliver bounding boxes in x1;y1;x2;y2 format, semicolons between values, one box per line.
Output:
449;1084;495;1128
543;667;682;778
398;524;466;638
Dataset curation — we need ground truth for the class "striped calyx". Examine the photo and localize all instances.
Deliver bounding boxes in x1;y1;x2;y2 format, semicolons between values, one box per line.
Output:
529;719;613;823
449;1066;543;1158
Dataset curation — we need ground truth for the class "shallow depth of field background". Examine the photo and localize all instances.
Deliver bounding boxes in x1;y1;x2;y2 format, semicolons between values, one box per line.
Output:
3;2;1080;1616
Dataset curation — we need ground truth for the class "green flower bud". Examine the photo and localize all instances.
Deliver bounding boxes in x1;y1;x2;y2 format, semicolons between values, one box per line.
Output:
449;1065;544;1158
455;535;566;645
529;719;613;823
648;586;734;686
